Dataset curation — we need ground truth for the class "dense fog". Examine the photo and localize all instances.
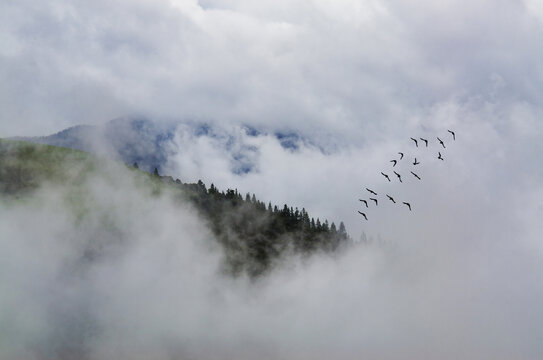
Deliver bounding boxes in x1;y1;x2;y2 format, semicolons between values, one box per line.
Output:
1;144;542;359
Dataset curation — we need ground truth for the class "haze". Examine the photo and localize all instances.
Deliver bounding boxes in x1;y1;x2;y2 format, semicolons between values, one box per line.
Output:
1;0;543;359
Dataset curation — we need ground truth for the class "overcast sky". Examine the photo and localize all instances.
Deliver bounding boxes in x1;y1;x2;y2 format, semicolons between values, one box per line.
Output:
2;0;543;235
1;0;542;137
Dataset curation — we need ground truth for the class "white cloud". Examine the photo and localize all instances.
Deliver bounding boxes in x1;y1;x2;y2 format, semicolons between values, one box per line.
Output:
1;159;543;359
2;0;541;137
2;0;543;358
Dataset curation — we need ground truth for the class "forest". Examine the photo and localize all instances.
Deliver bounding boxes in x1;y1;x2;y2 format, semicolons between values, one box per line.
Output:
0;140;350;278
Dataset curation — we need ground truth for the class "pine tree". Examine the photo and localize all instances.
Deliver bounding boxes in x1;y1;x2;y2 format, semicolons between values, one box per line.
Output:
154;167;159;176
133;162;138;169
339;221;347;239
282;204;290;216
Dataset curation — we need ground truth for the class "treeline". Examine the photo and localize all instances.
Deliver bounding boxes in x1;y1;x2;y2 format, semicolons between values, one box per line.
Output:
153;168;349;277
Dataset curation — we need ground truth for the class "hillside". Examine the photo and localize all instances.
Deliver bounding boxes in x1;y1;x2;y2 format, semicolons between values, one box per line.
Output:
10;118;175;173
11;117;317;176
0;140;349;277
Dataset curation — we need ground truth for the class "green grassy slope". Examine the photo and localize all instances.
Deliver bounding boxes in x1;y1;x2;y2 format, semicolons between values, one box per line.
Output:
0;139;100;194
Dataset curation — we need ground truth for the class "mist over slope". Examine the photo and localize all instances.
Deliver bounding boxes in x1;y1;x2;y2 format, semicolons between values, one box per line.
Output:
1;136;543;359
13;117;319;175
0;140;349;276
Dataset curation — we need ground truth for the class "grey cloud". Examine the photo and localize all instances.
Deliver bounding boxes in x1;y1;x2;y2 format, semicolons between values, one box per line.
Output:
2;1;543;358
2;0;542;139
1;159;543;359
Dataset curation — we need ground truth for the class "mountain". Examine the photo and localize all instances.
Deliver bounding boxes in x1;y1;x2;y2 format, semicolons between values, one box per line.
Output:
12;117;318;175
0;139;350;277
12;117;176;173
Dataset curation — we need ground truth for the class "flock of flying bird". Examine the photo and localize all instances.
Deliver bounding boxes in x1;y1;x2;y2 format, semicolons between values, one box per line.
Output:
357;129;456;221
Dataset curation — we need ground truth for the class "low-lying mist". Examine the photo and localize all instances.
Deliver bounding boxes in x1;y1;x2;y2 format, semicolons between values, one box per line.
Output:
1;145;543;360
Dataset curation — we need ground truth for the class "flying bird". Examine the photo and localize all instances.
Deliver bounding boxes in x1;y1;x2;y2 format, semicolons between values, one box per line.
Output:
390;160;397;167
358;211;368;220
420;137;428;147
448;129;456;140
359;199;368;208
413;158;420;165
398;152;404;159
410;137;418;147
393;171;402;183
366;188;377;196
438;152;444;161
381;172;391;182
386;194;396;203
402;202;412;211
437;137;446;148
410;171;421;180
370;198;378;206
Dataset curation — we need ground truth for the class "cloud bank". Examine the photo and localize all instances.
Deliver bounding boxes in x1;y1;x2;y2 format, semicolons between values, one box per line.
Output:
1;0;542;138
1;0;543;358
1;152;542;360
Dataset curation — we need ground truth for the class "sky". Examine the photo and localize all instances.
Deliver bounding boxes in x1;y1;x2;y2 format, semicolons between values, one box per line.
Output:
2;0;543;359
3;0;543;237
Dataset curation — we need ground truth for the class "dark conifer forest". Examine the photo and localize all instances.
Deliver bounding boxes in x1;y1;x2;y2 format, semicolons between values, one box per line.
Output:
148;165;349;277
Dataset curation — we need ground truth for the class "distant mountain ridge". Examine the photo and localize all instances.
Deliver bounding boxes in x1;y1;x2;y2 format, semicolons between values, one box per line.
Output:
12;117;313;174
12;117;175;173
